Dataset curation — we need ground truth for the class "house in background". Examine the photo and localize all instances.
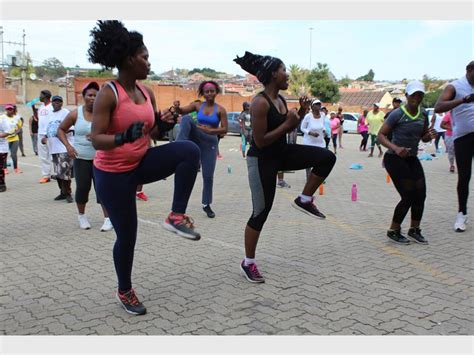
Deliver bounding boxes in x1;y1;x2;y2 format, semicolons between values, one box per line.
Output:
338;90;394;109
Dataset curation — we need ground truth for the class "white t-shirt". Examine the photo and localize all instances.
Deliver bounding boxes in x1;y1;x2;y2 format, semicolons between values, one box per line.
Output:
0;115;10;153
433;113;446;133
45;108;73;154
300;112;326;148
38;102;54;136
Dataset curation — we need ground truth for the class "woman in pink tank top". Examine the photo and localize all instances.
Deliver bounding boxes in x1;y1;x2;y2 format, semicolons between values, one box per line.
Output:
89;20;201;316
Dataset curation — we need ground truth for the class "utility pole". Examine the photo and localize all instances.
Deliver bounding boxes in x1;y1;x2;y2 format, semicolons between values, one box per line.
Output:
309;27;314;69
0;26;4;72
21;29;27;103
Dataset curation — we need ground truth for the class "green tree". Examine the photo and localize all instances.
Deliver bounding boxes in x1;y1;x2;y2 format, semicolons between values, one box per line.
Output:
288;64;310;96
76;69;114;78
35;57;67;79
422;74;444;92
357;69;375;81
339;75;352;87
306;62;340;102
422;89;442;108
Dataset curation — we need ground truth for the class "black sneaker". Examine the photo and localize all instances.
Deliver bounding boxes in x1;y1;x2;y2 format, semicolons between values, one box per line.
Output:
116;288;147;315
240;260;265;283
407;227;428;244
203;205;215;218
292;197;326;219
0;185;6;193
54;193;66;201
386;229;411;245
162;213;201;241
65;195;74;203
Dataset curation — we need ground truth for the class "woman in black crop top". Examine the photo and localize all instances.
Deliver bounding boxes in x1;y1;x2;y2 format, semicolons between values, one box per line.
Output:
234;51;337;283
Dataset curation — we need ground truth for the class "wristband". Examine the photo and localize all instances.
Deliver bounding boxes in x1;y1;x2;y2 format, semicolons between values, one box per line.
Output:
114;133;125;146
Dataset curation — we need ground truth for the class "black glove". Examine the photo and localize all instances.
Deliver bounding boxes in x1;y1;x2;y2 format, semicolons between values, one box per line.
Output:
114;121;144;146
463;93;474;103
154;111;176;134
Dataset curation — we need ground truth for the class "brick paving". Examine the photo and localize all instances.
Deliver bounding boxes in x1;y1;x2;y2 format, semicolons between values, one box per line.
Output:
1;113;473;335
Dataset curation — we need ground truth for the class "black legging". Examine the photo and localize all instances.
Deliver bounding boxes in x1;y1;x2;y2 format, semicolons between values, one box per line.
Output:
360;131;368;150
384;153;426;225
247;144;336;231
94;141;200;292
454;132;474;214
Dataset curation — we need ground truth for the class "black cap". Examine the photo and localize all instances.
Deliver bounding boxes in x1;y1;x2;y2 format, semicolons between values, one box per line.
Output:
393;97;402;103
51;95;63;102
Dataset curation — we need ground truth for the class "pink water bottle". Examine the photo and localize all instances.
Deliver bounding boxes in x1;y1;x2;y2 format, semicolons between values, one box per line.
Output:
351;183;357;201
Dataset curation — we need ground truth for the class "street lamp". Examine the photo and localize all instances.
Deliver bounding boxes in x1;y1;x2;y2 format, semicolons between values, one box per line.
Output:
309;27;314;69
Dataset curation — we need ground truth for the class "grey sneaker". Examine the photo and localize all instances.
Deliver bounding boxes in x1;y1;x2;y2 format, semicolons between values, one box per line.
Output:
240;260;265;283
292;196;326;219
277;180;291;188
162;213;201;241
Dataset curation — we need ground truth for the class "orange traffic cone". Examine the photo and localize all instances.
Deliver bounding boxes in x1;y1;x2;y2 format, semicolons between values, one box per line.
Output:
319;184;324;195
386;174;391;183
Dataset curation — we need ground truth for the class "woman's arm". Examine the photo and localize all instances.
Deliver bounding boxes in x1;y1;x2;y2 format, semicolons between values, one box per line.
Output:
434;85;472;113
377;123;409;157
90;85;119;150
300;114;310;135
251;96;298;149
145;86;176;140
173;100;199;115
57;110;78;158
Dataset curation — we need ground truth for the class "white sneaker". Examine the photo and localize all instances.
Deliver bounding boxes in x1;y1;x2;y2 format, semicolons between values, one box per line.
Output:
454;212;467;232
78;214;91;230
100;217;113;232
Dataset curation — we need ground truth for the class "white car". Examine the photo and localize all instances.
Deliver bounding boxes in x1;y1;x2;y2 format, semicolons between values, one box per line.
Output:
342;113;360;133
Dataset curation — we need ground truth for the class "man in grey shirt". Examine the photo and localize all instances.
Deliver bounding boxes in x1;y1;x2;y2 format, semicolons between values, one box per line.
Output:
435;61;474;232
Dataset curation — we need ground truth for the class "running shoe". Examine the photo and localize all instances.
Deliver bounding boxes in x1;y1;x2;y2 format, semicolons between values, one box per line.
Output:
386;229;411;245
277;180;291;188
203;205;215;218
454;212;467;232
14;168;22;174
78;214;91;230
217;154;223;160
292;196;326;219
116;288;147;315
162;213;201;241
136;191;148;201
100;217;114;232
39;177;50;184
0;185;6;192
407;227;428;244
449;165;455;173
65;195;74;203
240;260;265;283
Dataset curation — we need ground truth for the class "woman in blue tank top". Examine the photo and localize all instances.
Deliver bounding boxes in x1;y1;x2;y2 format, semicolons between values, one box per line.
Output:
173;80;229;218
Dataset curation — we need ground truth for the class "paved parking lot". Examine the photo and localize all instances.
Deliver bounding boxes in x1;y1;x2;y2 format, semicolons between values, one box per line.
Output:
1;122;473;335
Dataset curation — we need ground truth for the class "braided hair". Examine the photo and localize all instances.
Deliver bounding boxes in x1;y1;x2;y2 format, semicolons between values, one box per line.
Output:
88;20;145;69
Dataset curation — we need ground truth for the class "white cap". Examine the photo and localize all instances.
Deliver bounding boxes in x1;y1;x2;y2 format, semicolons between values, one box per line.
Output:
330;111;336;114
406;80;426;95
311;99;321;106
373;102;380;108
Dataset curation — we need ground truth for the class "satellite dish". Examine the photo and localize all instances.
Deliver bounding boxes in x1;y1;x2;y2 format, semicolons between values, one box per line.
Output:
29;73;37;80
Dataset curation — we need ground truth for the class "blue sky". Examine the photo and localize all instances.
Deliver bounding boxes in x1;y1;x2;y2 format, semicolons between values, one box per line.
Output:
1;20;472;81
